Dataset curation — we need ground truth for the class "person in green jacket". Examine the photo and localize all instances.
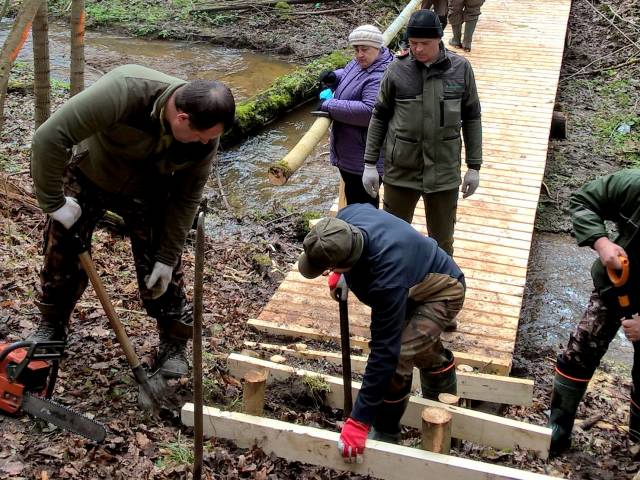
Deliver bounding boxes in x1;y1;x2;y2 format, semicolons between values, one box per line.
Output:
362;9;482;256
549;169;640;456
448;0;485;52
29;64;235;379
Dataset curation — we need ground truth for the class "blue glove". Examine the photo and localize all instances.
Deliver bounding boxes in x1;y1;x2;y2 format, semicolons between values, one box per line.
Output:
319;88;334;101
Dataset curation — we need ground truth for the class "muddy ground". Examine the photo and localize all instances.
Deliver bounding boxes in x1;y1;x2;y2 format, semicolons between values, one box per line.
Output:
1;0;640;478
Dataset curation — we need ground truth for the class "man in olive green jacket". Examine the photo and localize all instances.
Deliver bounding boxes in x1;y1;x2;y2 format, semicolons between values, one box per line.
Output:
362;9;482;255
550;169;640;456
30;64;235;378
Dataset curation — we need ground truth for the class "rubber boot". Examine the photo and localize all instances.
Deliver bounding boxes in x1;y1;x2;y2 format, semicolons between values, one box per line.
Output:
153;333;189;378
548;370;589;457
420;350;457;400
438;15;448;31
369;396;410;443
462;20;478;52
449;23;463;48
630;398;640;443
27;301;71;343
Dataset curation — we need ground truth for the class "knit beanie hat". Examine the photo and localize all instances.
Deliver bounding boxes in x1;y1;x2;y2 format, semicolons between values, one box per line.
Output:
406;9;443;39
348;25;384;49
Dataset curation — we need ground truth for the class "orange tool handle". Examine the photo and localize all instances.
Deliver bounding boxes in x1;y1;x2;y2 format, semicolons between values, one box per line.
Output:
607;256;630;288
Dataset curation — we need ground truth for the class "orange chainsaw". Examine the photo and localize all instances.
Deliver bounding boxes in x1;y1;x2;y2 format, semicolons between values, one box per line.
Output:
0;340;106;442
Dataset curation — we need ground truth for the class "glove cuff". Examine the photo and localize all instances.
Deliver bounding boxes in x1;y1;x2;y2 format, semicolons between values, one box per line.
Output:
466;164;481;171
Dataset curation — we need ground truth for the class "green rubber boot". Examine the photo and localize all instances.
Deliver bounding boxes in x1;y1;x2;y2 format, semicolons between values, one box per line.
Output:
27;301;71;343
462;20;478;51
449;23;462;48
549;371;589;456
369;396;410;444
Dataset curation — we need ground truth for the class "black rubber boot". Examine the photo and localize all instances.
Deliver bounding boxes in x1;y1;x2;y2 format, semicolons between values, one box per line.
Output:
438;15;448;31
370;378;412;443
420;350;457;400
27;301;71;343
462;19;478;52
630;399;640;443
548;370;589;457
449;23;463;48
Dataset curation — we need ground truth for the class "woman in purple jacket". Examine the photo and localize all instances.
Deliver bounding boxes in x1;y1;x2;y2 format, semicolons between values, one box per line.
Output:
317;25;394;208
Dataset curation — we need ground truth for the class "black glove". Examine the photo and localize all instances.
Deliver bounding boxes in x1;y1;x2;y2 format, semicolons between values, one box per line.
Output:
319;70;338;90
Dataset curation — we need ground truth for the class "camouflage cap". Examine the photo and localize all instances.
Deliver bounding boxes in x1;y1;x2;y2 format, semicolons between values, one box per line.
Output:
298;217;363;279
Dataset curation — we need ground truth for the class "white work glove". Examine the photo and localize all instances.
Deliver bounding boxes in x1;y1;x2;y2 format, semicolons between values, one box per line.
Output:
49;196;81;230
145;261;173;299
461;169;480;198
362;164;380;198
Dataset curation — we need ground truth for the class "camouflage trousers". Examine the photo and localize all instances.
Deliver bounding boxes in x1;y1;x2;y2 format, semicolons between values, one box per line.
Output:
39;161;192;340
385;273;465;398
559;289;640;402
449;0;484;24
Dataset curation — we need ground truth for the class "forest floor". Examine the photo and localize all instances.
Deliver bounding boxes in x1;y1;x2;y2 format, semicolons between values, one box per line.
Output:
1;0;640;478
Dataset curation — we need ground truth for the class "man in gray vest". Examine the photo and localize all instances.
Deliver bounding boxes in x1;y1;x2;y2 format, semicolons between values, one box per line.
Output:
29;64;235;379
362;10;482;256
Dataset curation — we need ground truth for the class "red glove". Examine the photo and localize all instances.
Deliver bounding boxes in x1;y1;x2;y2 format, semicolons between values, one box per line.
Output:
328;272;348;302
338;417;369;463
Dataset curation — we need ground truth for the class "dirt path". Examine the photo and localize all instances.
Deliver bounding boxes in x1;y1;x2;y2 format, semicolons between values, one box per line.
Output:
1;0;639;478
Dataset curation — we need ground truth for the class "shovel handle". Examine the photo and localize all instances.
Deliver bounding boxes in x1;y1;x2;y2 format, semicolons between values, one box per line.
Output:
78;251;142;369
607;255;629;288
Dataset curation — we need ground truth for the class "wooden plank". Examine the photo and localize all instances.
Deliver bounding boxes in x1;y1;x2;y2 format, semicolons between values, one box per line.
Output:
226;354;550;458
248;318;512;374
182;405;558;479
243;341;534;406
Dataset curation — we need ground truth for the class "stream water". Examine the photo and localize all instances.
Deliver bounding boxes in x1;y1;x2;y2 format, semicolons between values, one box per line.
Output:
2;21;633;366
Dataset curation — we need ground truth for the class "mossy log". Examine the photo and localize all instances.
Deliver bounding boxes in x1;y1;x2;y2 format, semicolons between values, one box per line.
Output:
266;0;424;185
220;50;351;148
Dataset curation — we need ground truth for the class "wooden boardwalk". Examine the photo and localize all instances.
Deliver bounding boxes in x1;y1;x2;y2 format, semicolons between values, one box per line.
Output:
250;0;572;375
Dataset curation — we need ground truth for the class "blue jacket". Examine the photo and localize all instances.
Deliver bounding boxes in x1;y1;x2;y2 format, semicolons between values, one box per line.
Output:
337;204;465;425
323;48;394;176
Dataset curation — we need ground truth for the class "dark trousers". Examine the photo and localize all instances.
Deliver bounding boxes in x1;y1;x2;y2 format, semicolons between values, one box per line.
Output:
339;169;380;209
382;183;458;256
40;162;191;339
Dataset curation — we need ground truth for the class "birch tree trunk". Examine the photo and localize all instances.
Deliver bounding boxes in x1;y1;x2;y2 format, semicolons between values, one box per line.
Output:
70;0;85;96
0;0;43;132
32;0;50;128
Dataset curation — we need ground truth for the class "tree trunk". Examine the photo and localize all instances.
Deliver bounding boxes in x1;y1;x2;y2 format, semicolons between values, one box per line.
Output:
0;0;43;132
32;0;50;129
220;50;350;148
70;0;85;96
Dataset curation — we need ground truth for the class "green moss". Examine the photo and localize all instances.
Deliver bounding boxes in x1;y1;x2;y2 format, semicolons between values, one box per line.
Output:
302;374;330;407
252;253;272;267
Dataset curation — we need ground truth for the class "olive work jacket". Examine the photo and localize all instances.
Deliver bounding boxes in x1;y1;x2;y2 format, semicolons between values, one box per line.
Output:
570;169;640;308
31;64;218;267
363;43;482;193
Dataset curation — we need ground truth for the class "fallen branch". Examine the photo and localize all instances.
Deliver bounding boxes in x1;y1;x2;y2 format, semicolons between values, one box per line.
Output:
288;7;352;15
583;0;640;53
192;0;321;13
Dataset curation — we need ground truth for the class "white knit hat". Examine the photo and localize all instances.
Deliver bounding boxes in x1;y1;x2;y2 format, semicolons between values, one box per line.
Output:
348;25;384;49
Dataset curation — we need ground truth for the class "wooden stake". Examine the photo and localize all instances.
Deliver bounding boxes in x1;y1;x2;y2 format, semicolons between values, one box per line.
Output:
457;364;474;373
438;393;461;406
242;370;267;416
421;407;452;454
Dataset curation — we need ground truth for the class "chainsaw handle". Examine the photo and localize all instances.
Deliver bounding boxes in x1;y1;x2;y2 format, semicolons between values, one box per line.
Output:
607;255;629;288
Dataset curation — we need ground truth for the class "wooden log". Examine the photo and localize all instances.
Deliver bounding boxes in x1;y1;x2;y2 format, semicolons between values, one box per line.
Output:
227;353;551;458
438;393;460;407
242;370;267;416
266;0;424;185
421;407;452;454
221;51;350;148
182;404;561;480
192;0;322;12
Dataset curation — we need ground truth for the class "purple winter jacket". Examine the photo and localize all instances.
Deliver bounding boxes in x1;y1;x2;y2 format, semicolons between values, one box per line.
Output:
322;47;394;176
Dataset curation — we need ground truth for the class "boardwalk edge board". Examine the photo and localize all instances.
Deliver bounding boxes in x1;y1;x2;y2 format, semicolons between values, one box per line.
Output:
182;404;559;480
242;341;534;406
227;353;551;458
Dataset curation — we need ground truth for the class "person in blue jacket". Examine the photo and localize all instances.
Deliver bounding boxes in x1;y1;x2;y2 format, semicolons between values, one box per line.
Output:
315;25;394;208
298;203;465;462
